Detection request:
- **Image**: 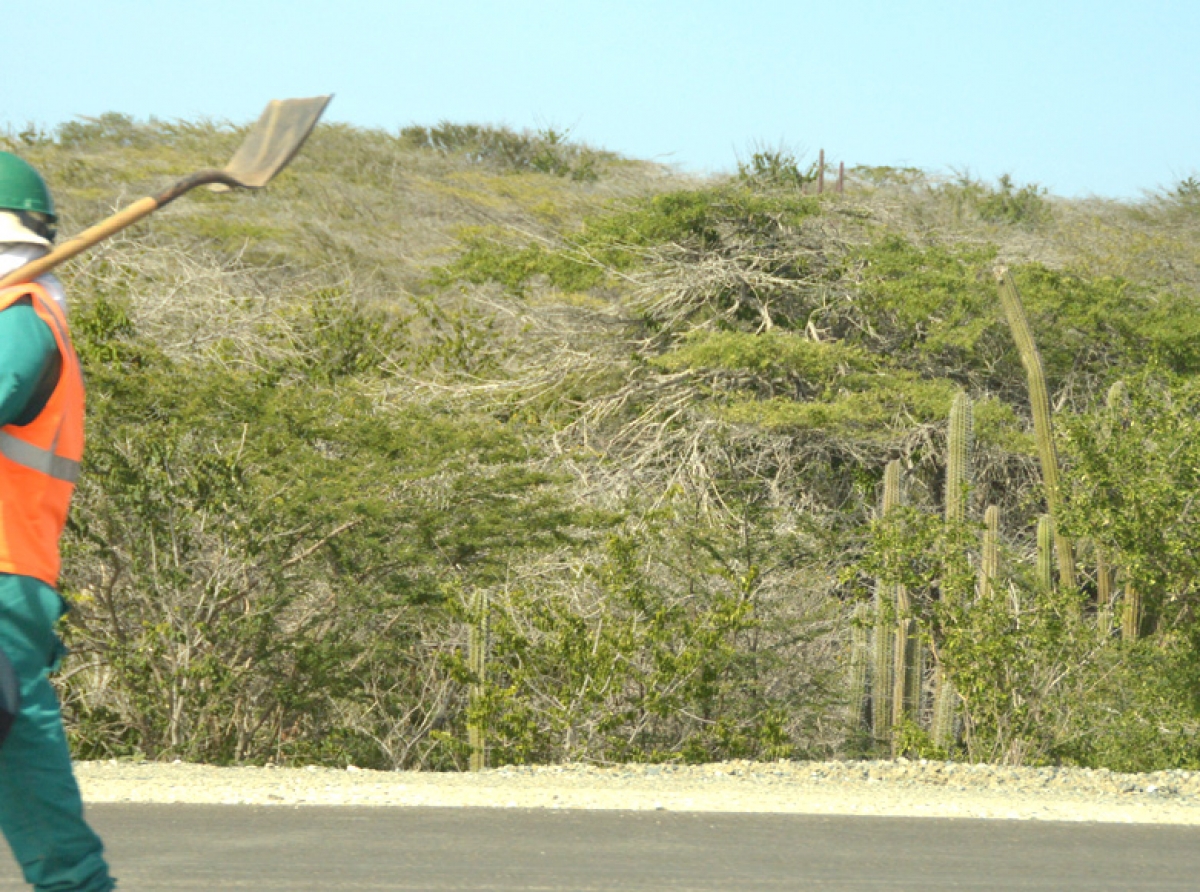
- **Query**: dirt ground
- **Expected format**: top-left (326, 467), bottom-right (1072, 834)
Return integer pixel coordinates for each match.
top-left (73, 758), bottom-right (1200, 824)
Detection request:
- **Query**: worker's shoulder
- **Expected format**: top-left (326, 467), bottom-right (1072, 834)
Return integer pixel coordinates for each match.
top-left (0, 298), bottom-right (56, 355)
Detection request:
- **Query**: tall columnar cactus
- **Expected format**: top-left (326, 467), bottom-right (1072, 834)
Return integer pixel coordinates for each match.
top-left (945, 392), bottom-right (973, 526)
top-left (930, 392), bottom-right (972, 751)
top-left (1105, 381), bottom-right (1140, 641)
top-left (882, 458), bottom-right (903, 515)
top-left (847, 602), bottom-right (871, 732)
top-left (980, 505), bottom-right (1001, 600)
top-left (1036, 514), bottom-right (1054, 592)
top-left (930, 665), bottom-right (957, 751)
top-left (871, 594), bottom-right (895, 745)
top-left (892, 612), bottom-right (923, 735)
top-left (994, 267), bottom-right (1076, 589)
top-left (1122, 582), bottom-right (1142, 643)
top-left (1096, 546), bottom-right (1114, 636)
top-left (1098, 382), bottom-right (1125, 632)
top-left (872, 460), bottom-right (902, 745)
top-left (467, 588), bottom-right (490, 771)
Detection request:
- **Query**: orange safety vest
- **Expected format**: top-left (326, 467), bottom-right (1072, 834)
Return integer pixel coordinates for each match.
top-left (0, 282), bottom-right (84, 586)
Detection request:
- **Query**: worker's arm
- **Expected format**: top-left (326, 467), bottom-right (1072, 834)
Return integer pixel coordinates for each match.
top-left (0, 300), bottom-right (59, 428)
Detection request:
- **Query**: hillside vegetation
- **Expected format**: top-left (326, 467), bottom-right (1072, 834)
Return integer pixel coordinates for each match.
top-left (6, 115), bottom-right (1200, 771)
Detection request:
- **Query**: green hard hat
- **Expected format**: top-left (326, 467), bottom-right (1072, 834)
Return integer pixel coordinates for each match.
top-left (0, 152), bottom-right (55, 221)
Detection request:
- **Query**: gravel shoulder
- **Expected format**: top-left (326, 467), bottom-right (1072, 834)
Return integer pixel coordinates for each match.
top-left (74, 759), bottom-right (1200, 825)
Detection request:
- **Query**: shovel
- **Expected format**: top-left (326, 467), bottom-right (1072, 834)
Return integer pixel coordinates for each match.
top-left (0, 94), bottom-right (333, 289)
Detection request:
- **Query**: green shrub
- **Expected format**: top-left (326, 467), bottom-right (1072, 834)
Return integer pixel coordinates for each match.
top-left (651, 331), bottom-right (873, 380)
top-left (837, 238), bottom-right (1200, 393)
top-left (719, 374), bottom-right (957, 435)
top-left (853, 389), bottom-right (1200, 770)
top-left (736, 148), bottom-right (815, 190)
top-left (439, 521), bottom-right (836, 766)
top-left (400, 122), bottom-right (603, 181)
top-left (430, 228), bottom-right (605, 295)
top-left (849, 165), bottom-right (927, 188)
top-left (932, 173), bottom-right (1050, 226)
top-left (1166, 176), bottom-right (1200, 207)
top-left (431, 186), bottom-right (823, 304)
top-left (60, 288), bottom-right (580, 766)
top-left (580, 186), bottom-right (820, 260)
top-left (1061, 375), bottom-right (1200, 628)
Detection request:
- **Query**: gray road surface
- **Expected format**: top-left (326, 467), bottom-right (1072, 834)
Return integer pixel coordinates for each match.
top-left (1, 805), bottom-right (1199, 890)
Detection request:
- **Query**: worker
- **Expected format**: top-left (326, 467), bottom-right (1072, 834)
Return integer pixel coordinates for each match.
top-left (0, 151), bottom-right (115, 891)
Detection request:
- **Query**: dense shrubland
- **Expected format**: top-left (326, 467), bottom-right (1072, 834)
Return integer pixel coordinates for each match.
top-left (5, 115), bottom-right (1200, 771)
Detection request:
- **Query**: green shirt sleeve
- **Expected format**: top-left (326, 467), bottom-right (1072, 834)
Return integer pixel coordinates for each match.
top-left (0, 302), bottom-right (59, 428)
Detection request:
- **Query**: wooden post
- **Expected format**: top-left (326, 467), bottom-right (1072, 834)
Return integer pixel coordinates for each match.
top-left (837, 162), bottom-right (845, 194)
top-left (817, 149), bottom-right (826, 194)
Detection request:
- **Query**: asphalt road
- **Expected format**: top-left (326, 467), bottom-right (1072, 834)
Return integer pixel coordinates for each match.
top-left (1, 805), bottom-right (1199, 891)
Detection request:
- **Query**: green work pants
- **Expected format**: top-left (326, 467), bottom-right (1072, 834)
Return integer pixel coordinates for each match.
top-left (0, 574), bottom-right (114, 891)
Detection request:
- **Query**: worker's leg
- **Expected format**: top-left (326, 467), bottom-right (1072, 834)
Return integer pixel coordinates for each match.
top-left (0, 575), bottom-right (114, 892)
top-left (0, 646), bottom-right (18, 746)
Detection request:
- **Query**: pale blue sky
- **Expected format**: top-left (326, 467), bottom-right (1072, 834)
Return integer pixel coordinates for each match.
top-left (4, 1), bottom-right (1196, 198)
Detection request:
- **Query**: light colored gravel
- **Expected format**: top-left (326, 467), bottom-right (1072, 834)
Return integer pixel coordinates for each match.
top-left (74, 759), bottom-right (1200, 824)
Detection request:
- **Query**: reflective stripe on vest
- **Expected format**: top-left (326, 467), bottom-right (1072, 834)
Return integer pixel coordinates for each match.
top-left (0, 430), bottom-right (80, 482)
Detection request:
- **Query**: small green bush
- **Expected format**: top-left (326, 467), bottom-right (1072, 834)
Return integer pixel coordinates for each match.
top-left (932, 173), bottom-right (1050, 226)
top-left (429, 228), bottom-right (605, 296)
top-left (1167, 176), bottom-right (1200, 206)
top-left (400, 122), bottom-right (603, 182)
top-left (719, 374), bottom-right (957, 435)
top-left (651, 331), bottom-right (873, 380)
top-left (580, 187), bottom-right (820, 260)
top-left (431, 186), bottom-right (822, 303)
top-left (850, 165), bottom-right (927, 188)
top-left (736, 148), bottom-right (815, 190)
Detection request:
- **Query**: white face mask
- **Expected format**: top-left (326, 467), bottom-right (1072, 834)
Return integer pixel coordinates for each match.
top-left (0, 244), bottom-right (68, 316)
top-left (0, 211), bottom-right (51, 247)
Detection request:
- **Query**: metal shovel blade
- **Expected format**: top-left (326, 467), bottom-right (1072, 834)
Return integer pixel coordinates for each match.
top-left (0, 95), bottom-right (333, 289)
top-left (212, 95), bottom-right (333, 190)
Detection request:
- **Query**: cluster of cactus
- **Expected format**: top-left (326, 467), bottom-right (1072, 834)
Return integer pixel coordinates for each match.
top-left (852, 269), bottom-right (1152, 754)
top-left (853, 392), bottom-right (973, 751)
top-left (852, 388), bottom-right (1037, 751)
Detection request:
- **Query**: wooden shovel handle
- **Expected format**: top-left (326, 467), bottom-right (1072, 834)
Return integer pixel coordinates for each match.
top-left (0, 197), bottom-right (158, 289)
top-left (0, 169), bottom-right (245, 290)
